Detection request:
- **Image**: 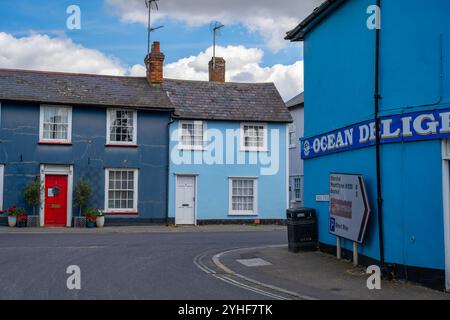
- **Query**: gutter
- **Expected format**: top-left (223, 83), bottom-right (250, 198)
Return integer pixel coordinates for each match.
top-left (285, 0), bottom-right (347, 41)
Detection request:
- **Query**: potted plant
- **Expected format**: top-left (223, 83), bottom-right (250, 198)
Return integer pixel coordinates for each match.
top-left (85, 209), bottom-right (98, 228)
top-left (16, 209), bottom-right (28, 228)
top-left (7, 206), bottom-right (18, 227)
top-left (96, 210), bottom-right (105, 228)
top-left (74, 178), bottom-right (92, 217)
top-left (24, 180), bottom-right (41, 217)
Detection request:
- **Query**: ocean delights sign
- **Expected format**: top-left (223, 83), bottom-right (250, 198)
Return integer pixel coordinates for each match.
top-left (301, 107), bottom-right (450, 159)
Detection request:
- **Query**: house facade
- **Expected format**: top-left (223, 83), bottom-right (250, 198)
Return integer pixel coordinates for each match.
top-left (0, 42), bottom-right (291, 227)
top-left (286, 92), bottom-right (304, 208)
top-left (0, 54), bottom-right (173, 226)
top-left (165, 62), bottom-right (292, 224)
top-left (286, 0), bottom-right (450, 290)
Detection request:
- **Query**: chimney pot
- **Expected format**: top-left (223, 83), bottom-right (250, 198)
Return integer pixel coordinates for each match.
top-left (152, 41), bottom-right (161, 53)
top-left (145, 41), bottom-right (165, 85)
top-left (209, 57), bottom-right (226, 83)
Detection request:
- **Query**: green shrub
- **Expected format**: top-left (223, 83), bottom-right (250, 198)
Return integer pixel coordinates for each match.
top-left (23, 180), bottom-right (41, 215)
top-left (74, 178), bottom-right (92, 216)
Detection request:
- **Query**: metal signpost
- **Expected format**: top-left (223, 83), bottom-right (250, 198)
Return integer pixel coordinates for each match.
top-left (329, 173), bottom-right (371, 266)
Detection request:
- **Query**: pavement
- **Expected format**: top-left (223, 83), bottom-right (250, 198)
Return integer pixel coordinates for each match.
top-left (211, 245), bottom-right (450, 300)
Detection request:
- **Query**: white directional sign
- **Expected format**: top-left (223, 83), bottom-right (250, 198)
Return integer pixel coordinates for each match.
top-left (329, 173), bottom-right (371, 243)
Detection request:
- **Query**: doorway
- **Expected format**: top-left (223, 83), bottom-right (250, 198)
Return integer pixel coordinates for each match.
top-left (175, 175), bottom-right (197, 225)
top-left (40, 165), bottom-right (73, 227)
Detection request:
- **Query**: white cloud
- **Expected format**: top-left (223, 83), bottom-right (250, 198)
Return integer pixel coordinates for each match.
top-left (105, 0), bottom-right (323, 51)
top-left (130, 45), bottom-right (304, 100)
top-left (0, 32), bottom-right (126, 75)
top-left (0, 33), bottom-right (303, 100)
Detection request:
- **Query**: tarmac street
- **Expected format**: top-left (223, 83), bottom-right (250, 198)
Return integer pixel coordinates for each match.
top-left (0, 226), bottom-right (286, 300)
top-left (0, 225), bottom-right (448, 300)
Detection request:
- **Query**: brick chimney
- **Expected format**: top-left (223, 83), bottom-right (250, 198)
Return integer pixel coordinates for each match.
top-left (144, 41), bottom-right (165, 85)
top-left (209, 57), bottom-right (226, 83)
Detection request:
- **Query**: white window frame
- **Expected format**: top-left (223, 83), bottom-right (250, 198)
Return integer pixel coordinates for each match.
top-left (293, 176), bottom-right (302, 201)
top-left (240, 123), bottom-right (268, 152)
top-left (106, 109), bottom-right (138, 145)
top-left (0, 165), bottom-right (4, 211)
top-left (178, 120), bottom-right (207, 151)
top-left (228, 177), bottom-right (258, 216)
top-left (104, 168), bottom-right (139, 213)
top-left (289, 123), bottom-right (297, 148)
top-left (39, 105), bottom-right (72, 143)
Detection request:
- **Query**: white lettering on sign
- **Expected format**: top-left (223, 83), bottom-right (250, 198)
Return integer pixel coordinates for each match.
top-left (312, 128), bottom-right (353, 154)
top-left (302, 108), bottom-right (450, 160)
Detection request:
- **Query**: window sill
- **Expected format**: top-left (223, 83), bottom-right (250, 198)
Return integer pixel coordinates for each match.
top-left (178, 146), bottom-right (206, 151)
top-left (240, 149), bottom-right (268, 153)
top-left (104, 211), bottom-right (139, 215)
top-left (38, 141), bottom-right (72, 146)
top-left (228, 213), bottom-right (258, 217)
top-left (105, 144), bottom-right (138, 148)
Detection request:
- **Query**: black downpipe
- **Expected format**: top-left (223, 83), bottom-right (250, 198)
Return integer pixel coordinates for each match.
top-left (374, 0), bottom-right (385, 269)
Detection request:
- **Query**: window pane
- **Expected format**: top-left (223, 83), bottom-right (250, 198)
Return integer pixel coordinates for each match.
top-left (41, 106), bottom-right (70, 141)
top-left (109, 110), bottom-right (136, 143)
top-left (181, 121), bottom-right (204, 148)
top-left (106, 170), bottom-right (137, 210)
top-left (243, 125), bottom-right (265, 149)
top-left (231, 179), bottom-right (255, 213)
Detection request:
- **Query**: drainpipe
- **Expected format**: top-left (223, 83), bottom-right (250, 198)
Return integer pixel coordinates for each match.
top-left (166, 115), bottom-right (176, 226)
top-left (374, 0), bottom-right (385, 269)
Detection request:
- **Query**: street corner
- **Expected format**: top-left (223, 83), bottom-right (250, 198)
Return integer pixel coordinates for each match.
top-left (209, 245), bottom-right (450, 301)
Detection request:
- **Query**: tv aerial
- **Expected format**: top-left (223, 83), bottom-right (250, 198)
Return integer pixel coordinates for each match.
top-left (210, 21), bottom-right (225, 69)
top-left (145, 0), bottom-right (164, 55)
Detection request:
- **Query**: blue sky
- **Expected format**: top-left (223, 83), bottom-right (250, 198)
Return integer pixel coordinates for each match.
top-left (0, 0), bottom-right (320, 99)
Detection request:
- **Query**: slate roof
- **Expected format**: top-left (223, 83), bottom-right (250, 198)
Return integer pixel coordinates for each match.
top-left (285, 92), bottom-right (304, 109)
top-left (163, 79), bottom-right (292, 123)
top-left (0, 69), bottom-right (173, 110)
top-left (0, 69), bottom-right (292, 123)
top-left (285, 0), bottom-right (347, 41)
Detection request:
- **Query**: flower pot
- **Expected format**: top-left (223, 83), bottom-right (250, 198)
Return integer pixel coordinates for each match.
top-left (17, 221), bottom-right (27, 228)
top-left (96, 216), bottom-right (105, 228)
top-left (86, 221), bottom-right (96, 228)
top-left (8, 216), bottom-right (17, 227)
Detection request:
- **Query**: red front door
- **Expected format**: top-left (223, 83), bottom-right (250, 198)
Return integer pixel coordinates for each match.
top-left (44, 175), bottom-right (68, 227)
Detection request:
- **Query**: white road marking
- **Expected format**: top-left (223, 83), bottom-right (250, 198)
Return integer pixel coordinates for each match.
top-left (237, 258), bottom-right (272, 267)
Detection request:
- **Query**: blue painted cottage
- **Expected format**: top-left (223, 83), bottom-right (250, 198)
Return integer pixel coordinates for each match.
top-left (165, 58), bottom-right (292, 224)
top-left (286, 0), bottom-right (450, 289)
top-left (0, 43), bottom-right (173, 226)
top-left (0, 42), bottom-right (291, 227)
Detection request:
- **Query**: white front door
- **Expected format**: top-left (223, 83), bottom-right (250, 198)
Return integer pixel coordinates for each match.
top-left (176, 175), bottom-right (196, 225)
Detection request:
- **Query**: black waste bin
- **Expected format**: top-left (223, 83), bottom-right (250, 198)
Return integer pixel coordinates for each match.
top-left (287, 208), bottom-right (317, 253)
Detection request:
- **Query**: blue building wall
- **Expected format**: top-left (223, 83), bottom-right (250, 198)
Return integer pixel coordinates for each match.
top-left (0, 102), bottom-right (170, 221)
top-left (168, 120), bottom-right (288, 221)
top-left (302, 0), bottom-right (450, 269)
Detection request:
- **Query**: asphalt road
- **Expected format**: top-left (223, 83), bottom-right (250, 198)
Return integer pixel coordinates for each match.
top-left (0, 230), bottom-right (286, 300)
